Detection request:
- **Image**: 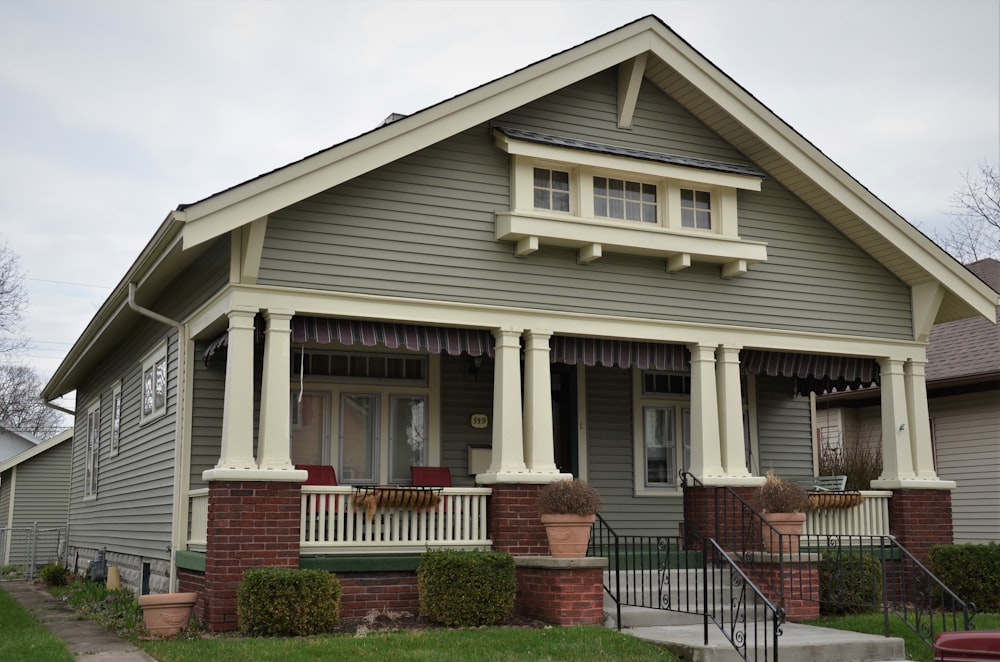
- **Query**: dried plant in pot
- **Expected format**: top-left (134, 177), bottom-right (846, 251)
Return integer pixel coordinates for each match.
top-left (755, 470), bottom-right (811, 554)
top-left (537, 479), bottom-right (601, 558)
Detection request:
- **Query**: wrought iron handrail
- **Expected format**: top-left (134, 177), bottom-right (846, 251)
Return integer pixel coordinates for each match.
top-left (704, 538), bottom-right (784, 662)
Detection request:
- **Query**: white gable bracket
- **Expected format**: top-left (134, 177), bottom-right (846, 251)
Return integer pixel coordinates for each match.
top-left (578, 243), bottom-right (602, 264)
top-left (721, 260), bottom-right (748, 279)
top-left (617, 53), bottom-right (648, 129)
top-left (911, 281), bottom-right (944, 342)
top-left (515, 236), bottom-right (539, 257)
top-left (667, 253), bottom-right (691, 273)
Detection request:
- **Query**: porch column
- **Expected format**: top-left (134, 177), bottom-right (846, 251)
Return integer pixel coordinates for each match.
top-left (876, 358), bottom-right (915, 481)
top-left (716, 345), bottom-right (750, 477)
top-left (257, 309), bottom-right (294, 471)
top-left (524, 329), bottom-right (559, 475)
top-left (688, 343), bottom-right (725, 480)
top-left (905, 359), bottom-right (937, 479)
top-left (485, 328), bottom-right (528, 476)
top-left (215, 308), bottom-right (258, 471)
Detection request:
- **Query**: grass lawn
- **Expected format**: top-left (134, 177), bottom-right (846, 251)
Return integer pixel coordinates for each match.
top-left (0, 587), bottom-right (74, 662)
top-left (140, 626), bottom-right (679, 662)
top-left (806, 612), bottom-right (1000, 662)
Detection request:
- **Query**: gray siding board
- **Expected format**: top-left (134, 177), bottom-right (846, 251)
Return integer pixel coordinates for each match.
top-left (10, 442), bottom-right (71, 529)
top-left (0, 474), bottom-right (11, 528)
top-left (258, 71), bottom-right (911, 340)
top-left (585, 366), bottom-right (682, 537)
top-left (189, 345), bottom-right (225, 490)
top-left (439, 354), bottom-right (494, 488)
top-left (754, 376), bottom-right (814, 483)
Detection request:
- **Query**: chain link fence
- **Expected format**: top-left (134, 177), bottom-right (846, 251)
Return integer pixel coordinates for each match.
top-left (0, 524), bottom-right (68, 581)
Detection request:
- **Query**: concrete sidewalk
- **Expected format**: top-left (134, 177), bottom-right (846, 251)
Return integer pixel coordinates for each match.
top-left (2, 580), bottom-right (158, 662)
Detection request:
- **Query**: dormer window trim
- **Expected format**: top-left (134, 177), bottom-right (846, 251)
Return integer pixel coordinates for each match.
top-left (494, 128), bottom-right (767, 277)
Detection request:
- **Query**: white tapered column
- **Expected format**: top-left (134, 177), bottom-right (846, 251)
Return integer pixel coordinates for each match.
top-left (257, 310), bottom-right (294, 471)
top-left (524, 330), bottom-right (560, 475)
top-left (717, 345), bottom-right (750, 478)
top-left (215, 308), bottom-right (258, 471)
top-left (877, 358), bottom-right (916, 481)
top-left (689, 343), bottom-right (725, 480)
top-left (484, 329), bottom-right (528, 478)
top-left (905, 359), bottom-right (938, 479)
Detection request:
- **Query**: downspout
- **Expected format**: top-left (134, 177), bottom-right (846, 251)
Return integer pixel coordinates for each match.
top-left (128, 282), bottom-right (188, 593)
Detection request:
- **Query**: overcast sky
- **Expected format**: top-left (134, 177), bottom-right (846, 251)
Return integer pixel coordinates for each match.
top-left (1, 0), bottom-right (998, 415)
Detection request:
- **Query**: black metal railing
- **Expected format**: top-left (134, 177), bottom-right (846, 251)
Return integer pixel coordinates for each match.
top-left (704, 538), bottom-right (783, 662)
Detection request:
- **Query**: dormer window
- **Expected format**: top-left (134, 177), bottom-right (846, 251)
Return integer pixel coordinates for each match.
top-left (494, 127), bottom-right (768, 278)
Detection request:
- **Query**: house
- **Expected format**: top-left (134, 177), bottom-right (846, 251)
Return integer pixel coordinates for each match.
top-left (0, 423), bottom-right (40, 465)
top-left (816, 258), bottom-right (1000, 544)
top-left (0, 429), bottom-right (72, 569)
top-left (39, 16), bottom-right (997, 631)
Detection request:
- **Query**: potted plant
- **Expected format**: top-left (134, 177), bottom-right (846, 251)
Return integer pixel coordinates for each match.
top-left (755, 470), bottom-right (811, 554)
top-left (537, 479), bottom-right (601, 558)
top-left (137, 591), bottom-right (198, 636)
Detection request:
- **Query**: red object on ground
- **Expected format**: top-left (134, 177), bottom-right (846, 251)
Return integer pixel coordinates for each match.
top-left (934, 631), bottom-right (1000, 661)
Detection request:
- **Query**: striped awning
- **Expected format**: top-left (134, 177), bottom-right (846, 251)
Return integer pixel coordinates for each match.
top-left (290, 317), bottom-right (495, 357)
top-left (741, 350), bottom-right (880, 395)
top-left (550, 337), bottom-right (689, 371)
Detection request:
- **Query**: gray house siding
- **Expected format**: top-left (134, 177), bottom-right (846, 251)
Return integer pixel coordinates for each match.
top-left (258, 70), bottom-right (911, 341)
top-left (9, 441), bottom-right (71, 529)
top-left (0, 475), bottom-right (10, 528)
top-left (70, 239), bottom-right (229, 560)
top-left (440, 354), bottom-right (493, 488)
top-left (754, 376), bottom-right (814, 482)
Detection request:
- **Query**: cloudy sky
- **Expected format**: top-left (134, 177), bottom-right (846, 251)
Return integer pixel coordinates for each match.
top-left (1, 0), bottom-right (998, 415)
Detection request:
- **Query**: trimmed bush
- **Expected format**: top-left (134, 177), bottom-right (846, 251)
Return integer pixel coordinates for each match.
top-left (930, 543), bottom-right (1000, 613)
top-left (237, 567), bottom-right (342, 636)
top-left (39, 562), bottom-right (68, 587)
top-left (819, 551), bottom-right (883, 615)
top-left (418, 549), bottom-right (516, 626)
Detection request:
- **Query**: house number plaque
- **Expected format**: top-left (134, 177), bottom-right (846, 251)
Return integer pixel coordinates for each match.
top-left (470, 413), bottom-right (489, 429)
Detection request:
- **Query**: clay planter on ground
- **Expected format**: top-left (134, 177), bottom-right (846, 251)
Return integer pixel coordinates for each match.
top-left (540, 513), bottom-right (596, 558)
top-left (761, 512), bottom-right (806, 554)
top-left (138, 592), bottom-right (198, 636)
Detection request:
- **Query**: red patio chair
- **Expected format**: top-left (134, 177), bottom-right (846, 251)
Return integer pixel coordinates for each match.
top-left (297, 465), bottom-right (338, 537)
top-left (410, 466), bottom-right (452, 487)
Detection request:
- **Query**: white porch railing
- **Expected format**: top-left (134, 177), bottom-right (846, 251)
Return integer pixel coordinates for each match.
top-left (187, 486), bottom-right (491, 555)
top-left (803, 490), bottom-right (892, 539)
top-left (188, 488), bottom-right (209, 552)
top-left (300, 486), bottom-right (492, 554)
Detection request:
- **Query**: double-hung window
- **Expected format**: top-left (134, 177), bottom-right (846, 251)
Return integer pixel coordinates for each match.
top-left (140, 340), bottom-right (168, 425)
top-left (635, 372), bottom-right (692, 491)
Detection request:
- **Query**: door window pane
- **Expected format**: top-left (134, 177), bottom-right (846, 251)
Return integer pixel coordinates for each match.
top-left (389, 396), bottom-right (428, 483)
top-left (291, 392), bottom-right (328, 466)
top-left (340, 394), bottom-right (378, 483)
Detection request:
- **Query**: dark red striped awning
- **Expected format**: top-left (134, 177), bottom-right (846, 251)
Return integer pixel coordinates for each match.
top-left (550, 337), bottom-right (689, 371)
top-left (740, 350), bottom-right (879, 395)
top-left (290, 318), bottom-right (495, 357)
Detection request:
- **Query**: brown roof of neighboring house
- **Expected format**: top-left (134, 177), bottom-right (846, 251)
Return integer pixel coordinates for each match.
top-left (926, 258), bottom-right (1000, 383)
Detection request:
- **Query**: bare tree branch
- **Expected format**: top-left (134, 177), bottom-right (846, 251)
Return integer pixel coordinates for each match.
top-left (0, 240), bottom-right (28, 355)
top-left (933, 162), bottom-right (1000, 262)
top-left (0, 361), bottom-right (63, 437)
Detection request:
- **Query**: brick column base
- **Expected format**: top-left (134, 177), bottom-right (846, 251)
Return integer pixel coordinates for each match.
top-left (514, 557), bottom-right (607, 626)
top-left (488, 484), bottom-right (548, 556)
top-left (887, 489), bottom-right (953, 565)
top-left (203, 480), bottom-right (302, 632)
top-left (743, 555), bottom-right (820, 622)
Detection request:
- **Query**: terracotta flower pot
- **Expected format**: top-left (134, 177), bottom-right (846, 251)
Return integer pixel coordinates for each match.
top-left (540, 513), bottom-right (596, 558)
top-left (761, 512), bottom-right (806, 554)
top-left (137, 592), bottom-right (197, 636)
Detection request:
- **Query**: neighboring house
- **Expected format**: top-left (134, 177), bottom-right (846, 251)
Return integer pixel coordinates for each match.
top-left (0, 424), bottom-right (39, 465)
top-left (0, 429), bottom-right (73, 567)
top-left (817, 258), bottom-right (1000, 543)
top-left (39, 16), bottom-right (996, 630)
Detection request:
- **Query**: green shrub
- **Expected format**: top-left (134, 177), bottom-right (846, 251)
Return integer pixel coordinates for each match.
top-left (237, 567), bottom-right (341, 636)
top-left (418, 549), bottom-right (516, 627)
top-left (39, 562), bottom-right (68, 587)
top-left (819, 551), bottom-right (883, 615)
top-left (930, 543), bottom-right (1000, 612)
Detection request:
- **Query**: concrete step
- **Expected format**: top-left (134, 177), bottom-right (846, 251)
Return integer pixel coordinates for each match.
top-left (621, 621), bottom-right (905, 662)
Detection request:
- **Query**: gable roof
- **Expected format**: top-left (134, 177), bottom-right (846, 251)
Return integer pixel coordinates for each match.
top-left (42, 15), bottom-right (998, 402)
top-left (926, 258), bottom-right (1000, 383)
top-left (0, 428), bottom-right (72, 474)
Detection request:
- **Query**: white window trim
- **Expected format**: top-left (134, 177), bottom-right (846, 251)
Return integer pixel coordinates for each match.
top-left (291, 352), bottom-right (440, 485)
top-left (110, 380), bottom-right (122, 457)
top-left (495, 136), bottom-right (766, 276)
top-left (140, 340), bottom-right (168, 426)
top-left (84, 399), bottom-right (101, 501)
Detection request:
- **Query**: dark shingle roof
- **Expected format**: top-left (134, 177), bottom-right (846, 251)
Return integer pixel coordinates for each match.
top-left (493, 126), bottom-right (766, 178)
top-left (926, 258), bottom-right (1000, 382)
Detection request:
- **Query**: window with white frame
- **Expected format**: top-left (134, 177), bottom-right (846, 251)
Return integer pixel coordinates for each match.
top-left (84, 400), bottom-right (101, 499)
top-left (110, 381), bottom-right (122, 456)
top-left (494, 128), bottom-right (767, 276)
top-left (140, 340), bottom-right (168, 425)
top-left (634, 369), bottom-right (755, 495)
top-left (291, 349), bottom-right (435, 485)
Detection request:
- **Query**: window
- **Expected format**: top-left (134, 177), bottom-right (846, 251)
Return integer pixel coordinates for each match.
top-left (594, 177), bottom-right (657, 222)
top-left (140, 340), bottom-right (168, 425)
top-left (494, 129), bottom-right (767, 275)
top-left (291, 350), bottom-right (438, 485)
top-left (680, 188), bottom-right (712, 229)
top-left (533, 168), bottom-right (570, 211)
top-left (110, 381), bottom-right (122, 456)
top-left (84, 400), bottom-right (101, 499)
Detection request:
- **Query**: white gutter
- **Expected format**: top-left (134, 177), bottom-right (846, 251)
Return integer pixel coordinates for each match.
top-left (128, 282), bottom-right (189, 593)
